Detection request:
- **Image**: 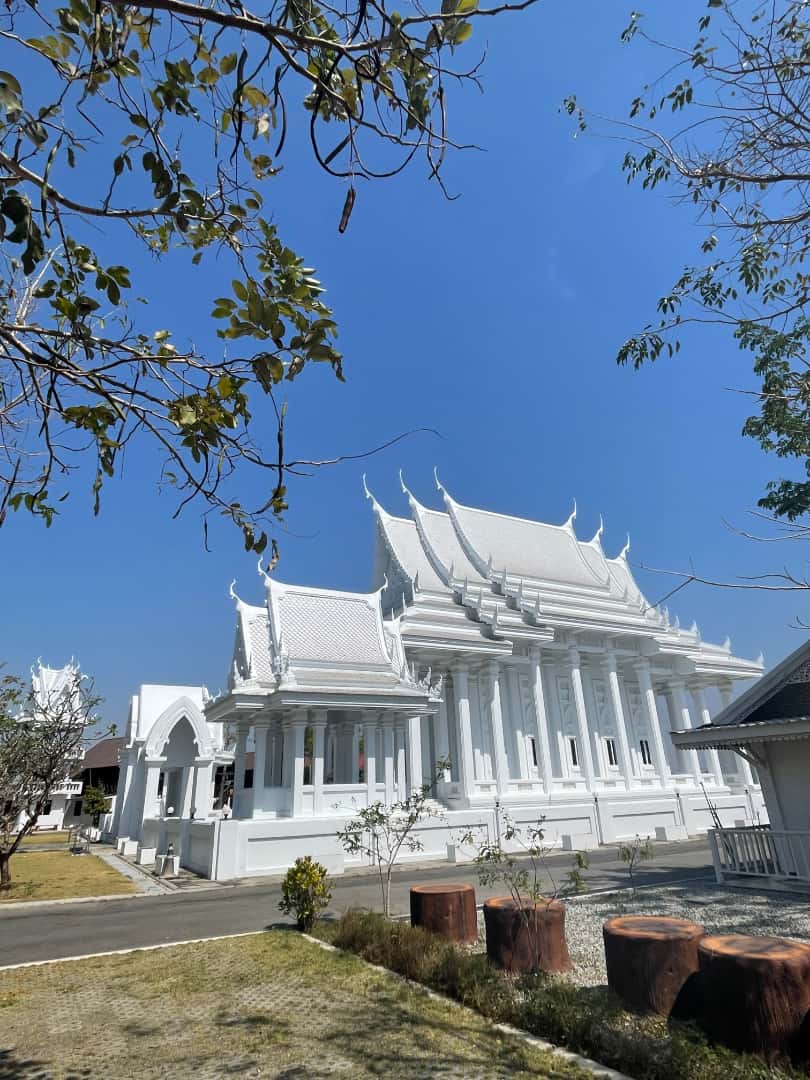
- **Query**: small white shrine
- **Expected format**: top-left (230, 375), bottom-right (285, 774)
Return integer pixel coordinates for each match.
top-left (113, 476), bottom-right (767, 880)
top-left (112, 684), bottom-right (235, 865)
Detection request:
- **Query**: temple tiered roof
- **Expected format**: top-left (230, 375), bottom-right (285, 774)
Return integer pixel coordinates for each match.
top-left (223, 571), bottom-right (439, 706)
top-left (368, 473), bottom-right (764, 678)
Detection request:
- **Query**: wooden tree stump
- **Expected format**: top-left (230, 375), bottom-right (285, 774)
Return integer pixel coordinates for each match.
top-left (693, 934), bottom-right (810, 1059)
top-left (483, 896), bottom-right (571, 973)
top-left (603, 915), bottom-right (706, 1016)
top-left (410, 883), bottom-right (477, 943)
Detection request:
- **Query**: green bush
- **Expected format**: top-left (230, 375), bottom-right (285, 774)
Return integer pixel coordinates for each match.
top-left (319, 909), bottom-right (804, 1080)
top-left (278, 856), bottom-right (332, 932)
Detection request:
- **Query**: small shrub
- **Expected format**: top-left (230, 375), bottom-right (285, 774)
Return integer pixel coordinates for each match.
top-left (278, 856), bottom-right (332, 932)
top-left (323, 909), bottom-right (803, 1080)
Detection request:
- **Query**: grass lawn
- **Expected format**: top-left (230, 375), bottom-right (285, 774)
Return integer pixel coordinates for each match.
top-left (0, 932), bottom-right (591, 1080)
top-left (0, 851), bottom-right (136, 903)
top-left (16, 831), bottom-right (71, 849)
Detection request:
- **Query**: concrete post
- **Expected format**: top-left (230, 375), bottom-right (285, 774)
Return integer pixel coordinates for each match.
top-left (382, 718), bottom-right (396, 805)
top-left (291, 717), bottom-right (307, 817)
top-left (690, 684), bottom-right (725, 788)
top-left (529, 650), bottom-right (555, 792)
top-left (634, 660), bottom-right (670, 788)
top-left (568, 647), bottom-right (595, 787)
top-left (603, 652), bottom-right (635, 787)
top-left (487, 661), bottom-right (510, 797)
top-left (311, 710), bottom-right (327, 815)
top-left (406, 715), bottom-right (423, 794)
top-left (364, 716), bottom-right (378, 805)
top-left (451, 661), bottom-right (477, 799)
top-left (668, 680), bottom-right (702, 785)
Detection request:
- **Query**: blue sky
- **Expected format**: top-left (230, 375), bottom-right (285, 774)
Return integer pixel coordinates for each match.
top-left (2, 1), bottom-right (806, 731)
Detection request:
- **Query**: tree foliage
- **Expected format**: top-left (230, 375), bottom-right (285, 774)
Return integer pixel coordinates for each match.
top-left (0, 0), bottom-right (532, 552)
top-left (81, 783), bottom-right (110, 826)
top-left (0, 664), bottom-right (99, 890)
top-left (335, 757), bottom-right (447, 916)
top-left (566, 1), bottom-right (810, 529)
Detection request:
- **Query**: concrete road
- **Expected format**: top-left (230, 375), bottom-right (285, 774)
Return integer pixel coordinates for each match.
top-left (0, 838), bottom-right (714, 967)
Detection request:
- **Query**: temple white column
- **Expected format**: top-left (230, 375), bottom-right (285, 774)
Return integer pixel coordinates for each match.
top-left (290, 716), bottom-right (307, 817)
top-left (142, 758), bottom-right (164, 823)
top-left (311, 711), bottom-right (327, 815)
top-left (568, 647), bottom-right (595, 787)
top-left (190, 758), bottom-right (213, 818)
top-left (486, 661), bottom-right (510, 796)
top-left (252, 720), bottom-right (270, 815)
top-left (351, 723), bottom-right (361, 784)
top-left (395, 720), bottom-right (407, 801)
top-left (602, 652), bottom-right (634, 786)
top-left (451, 661), bottom-right (477, 799)
top-left (529, 649), bottom-right (554, 792)
top-left (667, 680), bottom-right (702, 785)
top-left (719, 682), bottom-right (754, 786)
top-left (406, 715), bottom-right (423, 794)
top-left (233, 726), bottom-right (249, 817)
top-left (382, 718), bottom-right (396, 805)
top-left (434, 692), bottom-right (451, 781)
top-left (634, 660), bottom-right (670, 787)
top-left (690, 683), bottom-right (724, 787)
top-left (364, 716), bottom-right (378, 804)
top-left (506, 666), bottom-right (529, 779)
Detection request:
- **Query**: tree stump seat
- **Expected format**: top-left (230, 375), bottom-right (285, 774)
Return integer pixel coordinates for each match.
top-left (603, 915), bottom-right (706, 1016)
top-left (694, 934), bottom-right (810, 1059)
top-left (409, 883), bottom-right (477, 943)
top-left (483, 896), bottom-right (571, 973)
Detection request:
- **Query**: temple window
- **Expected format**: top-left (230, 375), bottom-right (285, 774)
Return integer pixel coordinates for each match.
top-left (243, 768), bottom-right (254, 789)
top-left (639, 739), bottom-right (653, 767)
top-left (568, 737), bottom-right (579, 768)
top-left (528, 736), bottom-right (538, 768)
top-left (605, 738), bottom-right (618, 768)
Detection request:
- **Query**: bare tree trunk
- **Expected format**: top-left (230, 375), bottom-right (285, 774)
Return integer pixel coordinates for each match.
top-left (0, 851), bottom-right (11, 892)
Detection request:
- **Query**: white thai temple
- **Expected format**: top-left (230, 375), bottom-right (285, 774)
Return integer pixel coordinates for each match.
top-left (16, 663), bottom-right (84, 831)
top-left (113, 475), bottom-right (767, 880)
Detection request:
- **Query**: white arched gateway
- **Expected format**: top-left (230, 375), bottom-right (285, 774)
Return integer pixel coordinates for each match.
top-left (112, 685), bottom-right (234, 867)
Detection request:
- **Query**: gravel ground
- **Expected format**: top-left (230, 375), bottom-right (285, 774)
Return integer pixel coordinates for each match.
top-left (475, 884), bottom-right (810, 988)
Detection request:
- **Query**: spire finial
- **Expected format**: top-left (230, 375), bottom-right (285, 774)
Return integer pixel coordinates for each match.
top-left (590, 514), bottom-right (604, 546)
top-left (564, 498), bottom-right (577, 531)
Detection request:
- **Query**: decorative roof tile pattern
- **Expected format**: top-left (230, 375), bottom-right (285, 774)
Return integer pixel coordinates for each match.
top-left (246, 609), bottom-right (274, 682)
top-left (276, 590), bottom-right (390, 665)
top-left (447, 499), bottom-right (605, 588)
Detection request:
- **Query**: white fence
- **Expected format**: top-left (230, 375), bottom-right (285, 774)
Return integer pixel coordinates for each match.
top-left (710, 826), bottom-right (810, 885)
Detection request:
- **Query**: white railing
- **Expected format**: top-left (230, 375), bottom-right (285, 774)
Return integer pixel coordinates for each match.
top-left (52, 780), bottom-right (83, 796)
top-left (710, 826), bottom-right (810, 884)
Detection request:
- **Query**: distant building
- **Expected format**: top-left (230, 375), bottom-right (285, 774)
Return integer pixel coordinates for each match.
top-left (16, 662), bottom-right (84, 831)
top-left (114, 479), bottom-right (769, 880)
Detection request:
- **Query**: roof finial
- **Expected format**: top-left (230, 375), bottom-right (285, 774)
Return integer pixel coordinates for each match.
top-left (228, 579), bottom-right (244, 606)
top-left (433, 465), bottom-right (443, 491)
top-left (756, 650), bottom-right (765, 667)
top-left (722, 635), bottom-right (731, 652)
top-left (590, 514), bottom-right (604, 546)
top-left (618, 533), bottom-right (631, 560)
top-left (564, 498), bottom-right (577, 531)
top-left (257, 556), bottom-right (271, 584)
top-left (399, 468), bottom-right (408, 495)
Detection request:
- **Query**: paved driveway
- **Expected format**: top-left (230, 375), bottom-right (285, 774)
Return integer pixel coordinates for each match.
top-left (0, 838), bottom-right (714, 967)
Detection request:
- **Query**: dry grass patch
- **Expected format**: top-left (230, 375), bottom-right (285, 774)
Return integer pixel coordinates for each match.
top-left (0, 932), bottom-right (591, 1080)
top-left (16, 831), bottom-right (71, 849)
top-left (0, 851), bottom-right (135, 902)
